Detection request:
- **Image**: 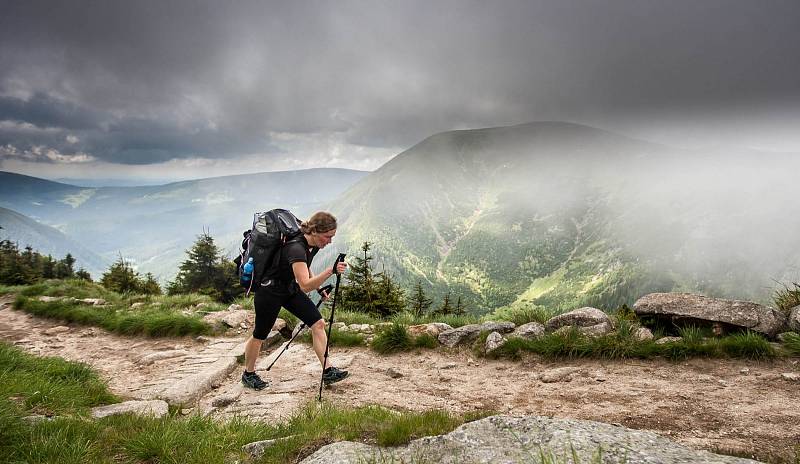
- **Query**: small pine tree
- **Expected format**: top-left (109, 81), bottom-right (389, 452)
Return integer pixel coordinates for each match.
top-left (435, 291), bottom-right (453, 317)
top-left (139, 272), bottom-right (162, 295)
top-left (168, 231), bottom-right (241, 302)
top-left (341, 242), bottom-right (378, 313)
top-left (408, 280), bottom-right (433, 317)
top-left (75, 268), bottom-right (92, 281)
top-left (101, 255), bottom-right (141, 293)
top-left (374, 265), bottom-right (405, 317)
top-left (454, 295), bottom-right (466, 316)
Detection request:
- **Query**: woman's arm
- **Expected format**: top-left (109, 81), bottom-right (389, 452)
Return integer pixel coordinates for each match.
top-left (292, 262), bottom-right (334, 293)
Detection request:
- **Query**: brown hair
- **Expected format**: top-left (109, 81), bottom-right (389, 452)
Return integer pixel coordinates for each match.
top-left (300, 211), bottom-right (337, 234)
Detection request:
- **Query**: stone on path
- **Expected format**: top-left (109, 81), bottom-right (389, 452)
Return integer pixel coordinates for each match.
top-left (43, 326), bottom-right (70, 335)
top-left (540, 366), bottom-right (582, 383)
top-left (300, 415), bottom-right (761, 464)
top-left (138, 349), bottom-right (189, 365)
top-left (91, 400), bottom-right (169, 419)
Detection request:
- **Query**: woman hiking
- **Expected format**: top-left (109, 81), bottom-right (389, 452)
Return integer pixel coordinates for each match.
top-left (241, 211), bottom-right (349, 390)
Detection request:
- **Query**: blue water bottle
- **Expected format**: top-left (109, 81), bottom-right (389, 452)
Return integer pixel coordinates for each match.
top-left (242, 257), bottom-right (254, 284)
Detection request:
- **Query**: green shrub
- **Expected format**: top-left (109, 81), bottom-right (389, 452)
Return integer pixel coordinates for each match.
top-left (371, 323), bottom-right (412, 354)
top-left (719, 331), bottom-right (775, 359)
top-left (412, 333), bottom-right (439, 349)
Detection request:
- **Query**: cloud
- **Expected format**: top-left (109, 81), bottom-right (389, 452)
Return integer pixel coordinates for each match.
top-left (0, 143), bottom-right (95, 163)
top-left (1, 0), bottom-right (799, 171)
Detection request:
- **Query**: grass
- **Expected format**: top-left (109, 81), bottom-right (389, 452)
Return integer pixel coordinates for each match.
top-left (782, 332), bottom-right (800, 356)
top-left (372, 324), bottom-right (441, 354)
top-left (14, 295), bottom-right (212, 337)
top-left (297, 328), bottom-right (365, 348)
top-left (1, 341), bottom-right (480, 464)
top-left (488, 324), bottom-right (779, 361)
top-left (774, 281), bottom-right (800, 313)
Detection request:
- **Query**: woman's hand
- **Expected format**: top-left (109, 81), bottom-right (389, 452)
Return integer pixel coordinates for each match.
top-left (332, 260), bottom-right (348, 276)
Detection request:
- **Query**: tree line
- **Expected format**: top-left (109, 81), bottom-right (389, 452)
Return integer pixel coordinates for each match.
top-left (1, 229), bottom-right (466, 317)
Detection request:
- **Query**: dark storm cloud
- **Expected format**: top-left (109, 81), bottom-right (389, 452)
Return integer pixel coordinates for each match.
top-left (1, 0), bottom-right (799, 165)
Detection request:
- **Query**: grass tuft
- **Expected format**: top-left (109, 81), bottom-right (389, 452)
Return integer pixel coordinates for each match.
top-left (371, 323), bottom-right (412, 354)
top-left (782, 332), bottom-right (800, 356)
top-left (718, 331), bottom-right (775, 359)
top-left (774, 282), bottom-right (800, 313)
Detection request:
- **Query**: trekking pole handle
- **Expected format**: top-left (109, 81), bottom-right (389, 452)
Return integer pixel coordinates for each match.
top-left (316, 284), bottom-right (334, 298)
top-left (331, 253), bottom-right (347, 275)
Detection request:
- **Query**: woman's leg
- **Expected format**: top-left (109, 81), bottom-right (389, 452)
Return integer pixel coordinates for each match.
top-left (247, 288), bottom-right (283, 371)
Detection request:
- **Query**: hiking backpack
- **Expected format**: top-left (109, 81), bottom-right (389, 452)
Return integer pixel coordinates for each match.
top-left (234, 209), bottom-right (303, 295)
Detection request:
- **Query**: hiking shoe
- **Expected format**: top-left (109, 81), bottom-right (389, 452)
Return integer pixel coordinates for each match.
top-left (322, 366), bottom-right (349, 385)
top-left (241, 371), bottom-right (269, 390)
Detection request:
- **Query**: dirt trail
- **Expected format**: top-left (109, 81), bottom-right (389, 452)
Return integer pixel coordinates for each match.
top-left (1, 297), bottom-right (798, 461)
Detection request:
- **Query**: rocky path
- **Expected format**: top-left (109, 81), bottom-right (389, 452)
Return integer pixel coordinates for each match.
top-left (1, 296), bottom-right (799, 461)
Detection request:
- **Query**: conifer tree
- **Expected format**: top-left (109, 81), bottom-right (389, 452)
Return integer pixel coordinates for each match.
top-left (75, 268), bottom-right (92, 281)
top-left (375, 264), bottom-right (405, 317)
top-left (454, 295), bottom-right (466, 316)
top-left (168, 231), bottom-right (240, 302)
top-left (341, 241), bottom-right (378, 313)
top-left (408, 280), bottom-right (433, 317)
top-left (140, 272), bottom-right (162, 295)
top-left (101, 255), bottom-right (142, 293)
top-left (435, 291), bottom-right (453, 316)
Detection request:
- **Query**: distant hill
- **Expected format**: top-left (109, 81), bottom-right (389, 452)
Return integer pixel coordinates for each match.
top-left (0, 206), bottom-right (108, 277)
top-left (326, 122), bottom-right (800, 314)
top-left (0, 168), bottom-right (369, 280)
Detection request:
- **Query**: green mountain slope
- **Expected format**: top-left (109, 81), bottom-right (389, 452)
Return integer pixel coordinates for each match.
top-left (0, 206), bottom-right (108, 276)
top-left (328, 122), bottom-right (800, 315)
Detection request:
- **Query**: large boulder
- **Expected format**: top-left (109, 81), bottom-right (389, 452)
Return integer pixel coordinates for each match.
top-left (789, 305), bottom-right (800, 332)
top-left (633, 293), bottom-right (787, 338)
top-left (544, 307), bottom-right (613, 335)
top-left (484, 332), bottom-right (506, 354)
top-left (300, 415), bottom-right (760, 464)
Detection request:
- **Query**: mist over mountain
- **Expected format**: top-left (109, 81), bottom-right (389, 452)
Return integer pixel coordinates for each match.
top-left (0, 169), bottom-right (368, 280)
top-left (327, 122), bottom-right (800, 314)
top-left (0, 206), bottom-right (107, 276)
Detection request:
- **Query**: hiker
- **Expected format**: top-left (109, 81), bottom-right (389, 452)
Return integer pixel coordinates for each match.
top-left (241, 211), bottom-right (349, 390)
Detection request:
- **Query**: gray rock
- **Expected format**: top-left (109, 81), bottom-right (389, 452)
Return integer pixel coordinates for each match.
top-left (633, 293), bottom-right (787, 338)
top-left (484, 331), bottom-right (506, 354)
top-left (408, 322), bottom-right (453, 338)
top-left (655, 336), bottom-right (683, 345)
top-left (479, 321), bottom-right (516, 333)
top-left (211, 393), bottom-right (240, 407)
top-left (789, 306), bottom-right (800, 332)
top-left (545, 307), bottom-right (611, 332)
top-left (22, 414), bottom-right (53, 424)
top-left (79, 298), bottom-right (107, 306)
top-left (227, 303), bottom-right (243, 312)
top-left (511, 322), bottom-right (545, 340)
top-left (130, 302), bottom-right (146, 309)
top-left (43, 326), bottom-right (70, 335)
top-left (781, 373), bottom-right (799, 382)
top-left (438, 324), bottom-right (483, 347)
top-left (634, 327), bottom-right (654, 341)
top-left (138, 349), bottom-right (189, 365)
top-left (91, 400), bottom-right (169, 419)
top-left (386, 368), bottom-right (403, 379)
top-left (259, 330), bottom-right (284, 351)
top-left (244, 436), bottom-right (296, 460)
top-left (300, 415), bottom-right (760, 464)
top-left (540, 366), bottom-right (582, 383)
top-left (222, 310), bottom-right (251, 328)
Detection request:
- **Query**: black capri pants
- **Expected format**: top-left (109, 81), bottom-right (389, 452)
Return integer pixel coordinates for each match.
top-left (252, 283), bottom-right (323, 340)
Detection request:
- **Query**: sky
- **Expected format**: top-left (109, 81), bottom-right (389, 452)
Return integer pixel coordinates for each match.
top-left (1, 0), bottom-right (799, 183)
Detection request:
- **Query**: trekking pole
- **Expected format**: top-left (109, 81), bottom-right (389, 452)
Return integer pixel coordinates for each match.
top-left (265, 284), bottom-right (332, 372)
top-left (318, 253), bottom-right (346, 401)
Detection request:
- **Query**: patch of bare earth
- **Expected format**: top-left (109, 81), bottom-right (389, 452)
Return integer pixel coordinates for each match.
top-left (1, 296), bottom-right (798, 462)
